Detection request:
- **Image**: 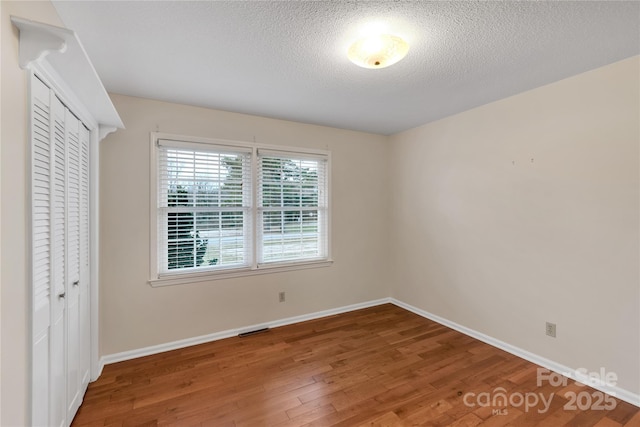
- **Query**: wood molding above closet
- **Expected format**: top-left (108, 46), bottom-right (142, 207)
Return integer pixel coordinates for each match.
top-left (11, 16), bottom-right (124, 133)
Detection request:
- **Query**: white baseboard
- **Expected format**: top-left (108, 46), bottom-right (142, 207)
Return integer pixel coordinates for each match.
top-left (97, 296), bottom-right (639, 408)
top-left (98, 297), bottom-right (392, 374)
top-left (389, 298), bottom-right (640, 408)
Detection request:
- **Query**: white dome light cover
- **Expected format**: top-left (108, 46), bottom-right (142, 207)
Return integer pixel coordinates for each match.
top-left (348, 34), bottom-right (409, 69)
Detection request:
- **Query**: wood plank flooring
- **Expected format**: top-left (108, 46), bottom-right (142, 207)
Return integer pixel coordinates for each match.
top-left (71, 304), bottom-right (640, 426)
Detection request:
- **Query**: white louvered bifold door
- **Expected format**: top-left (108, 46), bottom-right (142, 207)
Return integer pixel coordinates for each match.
top-left (50, 90), bottom-right (68, 427)
top-left (79, 124), bottom-right (92, 390)
top-left (30, 73), bottom-right (93, 427)
top-left (31, 75), bottom-right (52, 427)
top-left (65, 109), bottom-right (83, 420)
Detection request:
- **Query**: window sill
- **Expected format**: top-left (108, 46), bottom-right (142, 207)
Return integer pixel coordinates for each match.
top-left (149, 259), bottom-right (334, 287)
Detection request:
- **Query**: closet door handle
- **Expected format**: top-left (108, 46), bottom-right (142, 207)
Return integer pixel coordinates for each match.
top-left (58, 292), bottom-right (66, 299)
top-left (73, 280), bottom-right (79, 287)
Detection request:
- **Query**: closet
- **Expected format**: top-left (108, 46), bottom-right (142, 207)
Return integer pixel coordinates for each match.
top-left (31, 74), bottom-right (91, 426)
top-left (12, 16), bottom-right (123, 427)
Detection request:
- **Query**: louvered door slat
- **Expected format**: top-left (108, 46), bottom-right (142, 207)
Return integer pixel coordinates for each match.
top-left (50, 94), bottom-right (67, 427)
top-left (31, 74), bottom-right (52, 427)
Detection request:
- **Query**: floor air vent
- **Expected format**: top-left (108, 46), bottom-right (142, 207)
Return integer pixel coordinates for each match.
top-left (238, 327), bottom-right (270, 337)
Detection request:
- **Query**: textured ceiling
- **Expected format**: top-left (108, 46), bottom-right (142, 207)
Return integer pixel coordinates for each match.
top-left (51, 1), bottom-right (639, 135)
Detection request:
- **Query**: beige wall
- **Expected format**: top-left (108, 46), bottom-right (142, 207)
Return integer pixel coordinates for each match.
top-left (100, 94), bottom-right (391, 356)
top-left (389, 56), bottom-right (640, 394)
top-left (0, 2), bottom-right (64, 425)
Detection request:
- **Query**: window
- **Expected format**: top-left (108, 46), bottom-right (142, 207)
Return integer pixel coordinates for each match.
top-left (258, 151), bottom-right (328, 264)
top-left (157, 141), bottom-right (252, 272)
top-left (150, 134), bottom-right (330, 285)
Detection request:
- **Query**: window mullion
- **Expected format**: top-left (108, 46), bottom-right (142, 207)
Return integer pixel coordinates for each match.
top-left (192, 150), bottom-right (196, 268)
top-left (251, 147), bottom-right (258, 269)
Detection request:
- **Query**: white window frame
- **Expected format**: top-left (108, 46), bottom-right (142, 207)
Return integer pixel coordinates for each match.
top-left (149, 132), bottom-right (332, 287)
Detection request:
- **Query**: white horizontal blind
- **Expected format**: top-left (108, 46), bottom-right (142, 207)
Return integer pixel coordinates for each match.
top-left (157, 142), bottom-right (252, 274)
top-left (257, 151), bottom-right (328, 265)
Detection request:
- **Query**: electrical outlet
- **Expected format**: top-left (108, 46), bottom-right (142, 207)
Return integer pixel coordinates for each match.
top-left (546, 322), bottom-right (556, 338)
top-left (279, 291), bottom-right (285, 303)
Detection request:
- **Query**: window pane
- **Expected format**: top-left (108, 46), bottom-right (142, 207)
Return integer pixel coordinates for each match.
top-left (159, 145), bottom-right (250, 273)
top-left (259, 157), bottom-right (320, 208)
top-left (260, 210), bottom-right (321, 262)
top-left (161, 150), bottom-right (247, 209)
top-left (167, 211), bottom-right (208, 269)
top-left (194, 210), bottom-right (247, 267)
top-left (258, 153), bottom-right (326, 264)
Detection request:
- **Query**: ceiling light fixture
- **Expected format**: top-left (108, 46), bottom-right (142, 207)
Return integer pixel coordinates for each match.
top-left (347, 34), bottom-right (409, 69)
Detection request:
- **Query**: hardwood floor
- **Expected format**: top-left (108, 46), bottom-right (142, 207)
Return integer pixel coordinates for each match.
top-left (71, 304), bottom-right (640, 426)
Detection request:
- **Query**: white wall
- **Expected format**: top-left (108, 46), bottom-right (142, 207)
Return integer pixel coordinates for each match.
top-left (389, 56), bottom-right (640, 395)
top-left (99, 94), bottom-right (391, 356)
top-left (1, 2), bottom-right (64, 425)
